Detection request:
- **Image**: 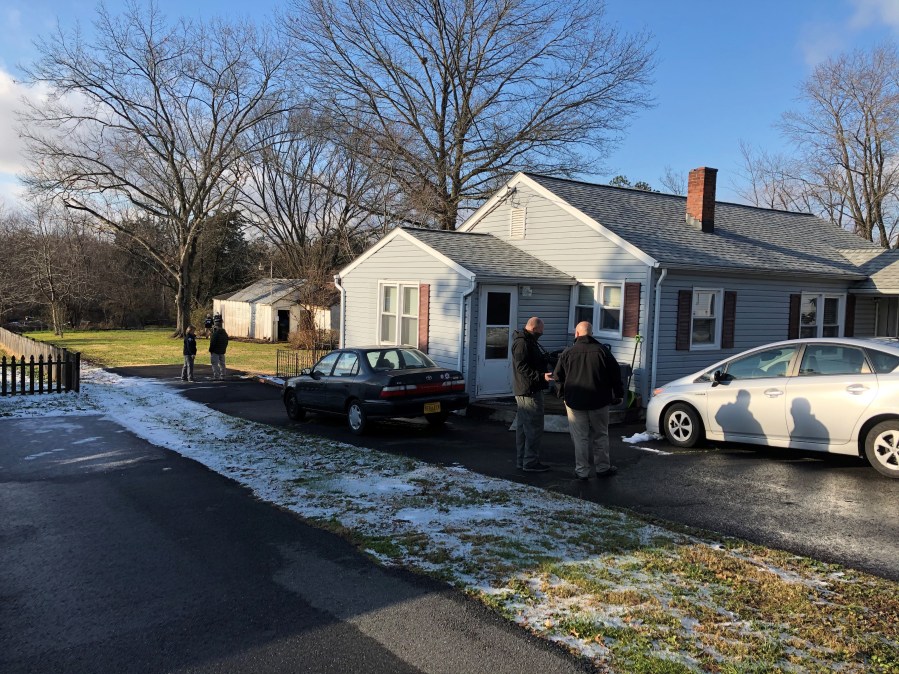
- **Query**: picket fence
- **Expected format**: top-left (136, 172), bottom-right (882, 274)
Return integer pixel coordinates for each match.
top-left (0, 327), bottom-right (81, 395)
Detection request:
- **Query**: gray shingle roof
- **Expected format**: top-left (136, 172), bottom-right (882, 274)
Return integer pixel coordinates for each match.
top-left (227, 279), bottom-right (301, 304)
top-left (841, 249), bottom-right (899, 291)
top-left (401, 228), bottom-right (574, 283)
top-left (525, 174), bottom-right (878, 278)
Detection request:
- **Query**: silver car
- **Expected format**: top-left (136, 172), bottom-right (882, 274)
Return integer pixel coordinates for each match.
top-left (646, 338), bottom-right (899, 479)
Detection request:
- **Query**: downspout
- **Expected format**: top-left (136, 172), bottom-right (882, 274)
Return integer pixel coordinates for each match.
top-left (650, 268), bottom-right (668, 395)
top-left (458, 278), bottom-right (477, 377)
top-left (333, 274), bottom-right (347, 348)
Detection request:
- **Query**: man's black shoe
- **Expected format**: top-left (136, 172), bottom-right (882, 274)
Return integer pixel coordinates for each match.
top-left (523, 463), bottom-right (551, 472)
top-left (574, 474), bottom-right (589, 481)
top-left (596, 466), bottom-right (618, 477)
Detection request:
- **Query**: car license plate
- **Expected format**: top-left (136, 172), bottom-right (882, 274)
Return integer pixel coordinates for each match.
top-left (424, 402), bottom-right (441, 414)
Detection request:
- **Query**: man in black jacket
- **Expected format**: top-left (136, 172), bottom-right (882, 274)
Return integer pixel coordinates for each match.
top-left (511, 316), bottom-right (553, 472)
top-left (209, 317), bottom-right (229, 381)
top-left (181, 325), bottom-right (197, 382)
top-left (553, 321), bottom-right (624, 480)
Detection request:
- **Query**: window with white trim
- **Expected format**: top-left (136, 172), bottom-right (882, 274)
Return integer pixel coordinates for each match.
top-left (692, 289), bottom-right (722, 349)
top-left (570, 281), bottom-right (624, 337)
top-left (379, 283), bottom-right (419, 346)
top-left (597, 283), bottom-right (622, 334)
top-left (800, 293), bottom-right (843, 338)
top-left (573, 284), bottom-right (595, 325)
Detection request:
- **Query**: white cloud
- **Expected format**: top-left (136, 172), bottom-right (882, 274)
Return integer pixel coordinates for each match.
top-left (0, 66), bottom-right (53, 207)
top-left (0, 67), bottom-right (31, 175)
top-left (849, 0), bottom-right (899, 29)
top-left (799, 0), bottom-right (899, 66)
top-left (798, 22), bottom-right (850, 66)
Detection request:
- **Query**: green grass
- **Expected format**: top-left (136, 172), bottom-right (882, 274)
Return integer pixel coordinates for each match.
top-left (24, 328), bottom-right (286, 375)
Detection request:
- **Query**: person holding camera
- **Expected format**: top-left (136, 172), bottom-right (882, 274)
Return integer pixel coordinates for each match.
top-left (552, 321), bottom-right (623, 480)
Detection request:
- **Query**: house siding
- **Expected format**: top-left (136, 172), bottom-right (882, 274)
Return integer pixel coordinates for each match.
top-left (467, 183), bottom-right (651, 397)
top-left (654, 271), bottom-right (853, 387)
top-left (340, 235), bottom-right (471, 372)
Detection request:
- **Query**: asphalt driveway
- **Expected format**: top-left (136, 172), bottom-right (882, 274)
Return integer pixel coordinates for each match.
top-left (0, 413), bottom-right (591, 674)
top-left (114, 365), bottom-right (899, 581)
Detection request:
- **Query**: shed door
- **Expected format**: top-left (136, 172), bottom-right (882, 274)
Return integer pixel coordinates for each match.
top-left (477, 286), bottom-right (518, 397)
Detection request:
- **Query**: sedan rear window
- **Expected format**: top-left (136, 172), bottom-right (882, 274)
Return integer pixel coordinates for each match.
top-left (367, 348), bottom-right (437, 371)
top-left (864, 348), bottom-right (899, 374)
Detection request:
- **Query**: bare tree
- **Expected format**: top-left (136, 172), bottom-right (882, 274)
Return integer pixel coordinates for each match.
top-left (18, 201), bottom-right (101, 336)
top-left (242, 106), bottom-right (392, 278)
top-left (733, 141), bottom-right (815, 212)
top-left (659, 165), bottom-right (686, 196)
top-left (0, 207), bottom-right (28, 322)
top-left (19, 2), bottom-right (287, 334)
top-left (286, 0), bottom-right (655, 230)
top-left (779, 44), bottom-right (899, 246)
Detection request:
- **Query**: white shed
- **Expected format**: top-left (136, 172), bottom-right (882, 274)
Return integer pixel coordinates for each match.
top-left (213, 278), bottom-right (339, 342)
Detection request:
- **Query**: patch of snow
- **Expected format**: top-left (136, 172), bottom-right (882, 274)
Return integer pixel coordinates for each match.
top-left (621, 431), bottom-right (662, 444)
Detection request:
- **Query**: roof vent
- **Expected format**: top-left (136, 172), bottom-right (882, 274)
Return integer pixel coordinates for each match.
top-left (510, 207), bottom-right (526, 239)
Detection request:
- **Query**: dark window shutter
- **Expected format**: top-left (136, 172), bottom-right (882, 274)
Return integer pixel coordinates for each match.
top-left (418, 284), bottom-right (430, 353)
top-left (722, 291), bottom-right (737, 349)
top-left (676, 290), bottom-right (692, 351)
top-left (788, 294), bottom-right (801, 340)
top-left (844, 294), bottom-right (856, 337)
top-left (623, 282), bottom-right (641, 337)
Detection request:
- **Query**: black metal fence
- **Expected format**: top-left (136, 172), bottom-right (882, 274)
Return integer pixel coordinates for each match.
top-left (276, 342), bottom-right (337, 379)
top-left (1, 352), bottom-right (81, 395)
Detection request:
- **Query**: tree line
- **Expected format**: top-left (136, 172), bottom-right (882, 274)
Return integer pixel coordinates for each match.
top-left (6, 1), bottom-right (899, 337)
top-left (7, 0), bottom-right (654, 336)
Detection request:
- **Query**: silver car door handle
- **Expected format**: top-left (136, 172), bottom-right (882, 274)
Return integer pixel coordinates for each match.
top-left (846, 384), bottom-right (869, 395)
top-left (764, 388), bottom-right (784, 397)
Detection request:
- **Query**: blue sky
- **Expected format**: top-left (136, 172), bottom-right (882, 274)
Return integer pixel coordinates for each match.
top-left (1, 0), bottom-right (898, 206)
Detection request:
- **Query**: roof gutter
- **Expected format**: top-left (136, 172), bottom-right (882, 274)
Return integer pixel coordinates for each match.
top-left (333, 274), bottom-right (347, 348)
top-left (458, 278), bottom-right (478, 375)
top-left (650, 267), bottom-right (668, 395)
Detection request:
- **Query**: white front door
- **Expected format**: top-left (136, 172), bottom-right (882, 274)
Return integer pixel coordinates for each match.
top-left (477, 285), bottom-right (518, 397)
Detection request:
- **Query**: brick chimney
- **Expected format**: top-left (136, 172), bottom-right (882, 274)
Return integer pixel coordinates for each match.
top-left (686, 167), bottom-right (718, 233)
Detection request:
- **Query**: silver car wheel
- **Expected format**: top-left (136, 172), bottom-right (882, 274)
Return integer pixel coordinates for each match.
top-left (866, 422), bottom-right (899, 478)
top-left (668, 410), bottom-right (693, 442)
top-left (347, 401), bottom-right (368, 435)
top-left (662, 402), bottom-right (703, 448)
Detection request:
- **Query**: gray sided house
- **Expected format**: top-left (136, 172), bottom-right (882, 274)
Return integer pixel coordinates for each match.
top-left (214, 278), bottom-right (339, 342)
top-left (336, 168), bottom-right (894, 402)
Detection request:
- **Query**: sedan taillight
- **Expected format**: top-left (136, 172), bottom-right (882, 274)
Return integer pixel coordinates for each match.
top-left (379, 378), bottom-right (466, 398)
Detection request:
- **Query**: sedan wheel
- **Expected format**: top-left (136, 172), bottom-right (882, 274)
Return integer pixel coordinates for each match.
top-left (285, 390), bottom-right (306, 421)
top-left (663, 403), bottom-right (704, 448)
top-left (865, 421), bottom-right (899, 479)
top-left (347, 400), bottom-right (368, 435)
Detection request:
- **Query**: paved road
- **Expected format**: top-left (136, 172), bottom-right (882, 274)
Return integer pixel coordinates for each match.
top-left (0, 414), bottom-right (591, 674)
top-left (114, 365), bottom-right (899, 582)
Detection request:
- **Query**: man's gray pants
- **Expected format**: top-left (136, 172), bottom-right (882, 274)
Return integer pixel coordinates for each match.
top-left (210, 353), bottom-right (226, 380)
top-left (181, 355), bottom-right (194, 381)
top-left (515, 391), bottom-right (544, 469)
top-left (566, 405), bottom-right (611, 478)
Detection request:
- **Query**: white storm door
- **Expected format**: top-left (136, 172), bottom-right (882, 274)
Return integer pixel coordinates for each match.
top-left (477, 286), bottom-right (518, 397)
